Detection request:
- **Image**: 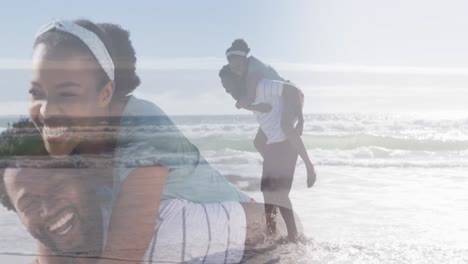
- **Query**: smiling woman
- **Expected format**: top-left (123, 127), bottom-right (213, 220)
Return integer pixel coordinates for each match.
top-left (24, 19), bottom-right (262, 264)
top-left (29, 20), bottom-right (119, 157)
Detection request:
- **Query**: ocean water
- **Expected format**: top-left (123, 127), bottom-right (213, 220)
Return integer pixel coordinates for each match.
top-left (1, 113), bottom-right (468, 263)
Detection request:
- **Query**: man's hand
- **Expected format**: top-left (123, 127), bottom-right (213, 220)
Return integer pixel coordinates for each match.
top-left (255, 103), bottom-right (272, 113)
top-left (235, 99), bottom-right (249, 109)
top-left (244, 103), bottom-right (272, 113)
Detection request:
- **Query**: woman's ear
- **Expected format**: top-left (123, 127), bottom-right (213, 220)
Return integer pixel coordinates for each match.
top-left (98, 80), bottom-right (115, 108)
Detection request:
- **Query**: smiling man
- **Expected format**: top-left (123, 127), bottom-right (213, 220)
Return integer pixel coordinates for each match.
top-left (0, 122), bottom-right (303, 264)
top-left (1, 164), bottom-right (303, 264)
top-left (0, 120), bottom-right (112, 263)
top-left (2, 167), bottom-right (106, 263)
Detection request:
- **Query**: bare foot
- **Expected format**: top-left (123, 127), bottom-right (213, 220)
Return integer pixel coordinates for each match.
top-left (276, 235), bottom-right (305, 244)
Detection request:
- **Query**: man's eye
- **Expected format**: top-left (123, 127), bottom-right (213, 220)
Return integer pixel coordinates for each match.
top-left (22, 202), bottom-right (38, 214)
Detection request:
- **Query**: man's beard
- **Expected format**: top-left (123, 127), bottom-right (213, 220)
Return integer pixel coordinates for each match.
top-left (35, 212), bottom-right (102, 258)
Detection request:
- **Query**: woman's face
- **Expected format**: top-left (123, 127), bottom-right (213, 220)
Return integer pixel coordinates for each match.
top-left (227, 55), bottom-right (247, 76)
top-left (29, 43), bottom-right (113, 156)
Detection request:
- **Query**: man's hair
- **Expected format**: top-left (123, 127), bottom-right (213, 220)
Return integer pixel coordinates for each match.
top-left (0, 119), bottom-right (46, 211)
top-left (0, 119), bottom-right (111, 212)
top-left (34, 19), bottom-right (141, 101)
top-left (219, 65), bottom-right (243, 100)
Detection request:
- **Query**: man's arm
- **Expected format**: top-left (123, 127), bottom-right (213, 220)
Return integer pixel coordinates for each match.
top-left (243, 103), bottom-right (272, 113)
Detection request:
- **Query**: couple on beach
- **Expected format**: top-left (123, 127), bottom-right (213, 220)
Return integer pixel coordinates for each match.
top-left (219, 39), bottom-right (318, 244)
top-left (0, 19), bottom-right (315, 263)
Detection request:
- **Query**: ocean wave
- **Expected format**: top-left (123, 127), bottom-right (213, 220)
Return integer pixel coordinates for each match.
top-left (173, 113), bottom-right (468, 141)
top-left (301, 134), bottom-right (468, 151)
top-left (190, 133), bottom-right (468, 152)
top-left (202, 147), bottom-right (468, 168)
top-left (4, 113), bottom-right (468, 153)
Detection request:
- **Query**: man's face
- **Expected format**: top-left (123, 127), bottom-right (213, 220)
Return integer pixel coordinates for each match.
top-left (4, 168), bottom-right (102, 255)
top-left (227, 55), bottom-right (247, 76)
top-left (221, 76), bottom-right (238, 94)
top-left (221, 74), bottom-right (242, 101)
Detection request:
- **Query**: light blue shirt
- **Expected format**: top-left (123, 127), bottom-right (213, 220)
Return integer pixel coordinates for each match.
top-left (247, 56), bottom-right (286, 82)
top-left (112, 96), bottom-right (250, 203)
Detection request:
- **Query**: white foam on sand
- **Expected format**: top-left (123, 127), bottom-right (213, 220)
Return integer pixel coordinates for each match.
top-left (212, 159), bottom-right (468, 263)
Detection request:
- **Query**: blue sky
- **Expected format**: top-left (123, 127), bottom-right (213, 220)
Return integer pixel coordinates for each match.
top-left (1, 0), bottom-right (467, 65)
top-left (3, 1), bottom-right (319, 61)
top-left (1, 0), bottom-right (468, 115)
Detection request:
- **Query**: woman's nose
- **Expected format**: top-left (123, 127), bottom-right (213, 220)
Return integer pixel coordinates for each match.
top-left (39, 100), bottom-right (61, 120)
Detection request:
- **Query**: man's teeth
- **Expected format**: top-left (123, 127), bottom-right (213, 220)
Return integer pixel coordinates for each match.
top-left (57, 225), bottom-right (73, 236)
top-left (43, 127), bottom-right (67, 137)
top-left (49, 212), bottom-right (74, 233)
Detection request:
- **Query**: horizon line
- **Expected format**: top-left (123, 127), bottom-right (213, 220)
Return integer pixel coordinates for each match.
top-left (1, 57), bottom-right (468, 76)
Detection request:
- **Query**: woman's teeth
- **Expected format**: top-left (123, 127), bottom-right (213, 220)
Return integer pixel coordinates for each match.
top-left (48, 212), bottom-right (74, 235)
top-left (43, 127), bottom-right (67, 138)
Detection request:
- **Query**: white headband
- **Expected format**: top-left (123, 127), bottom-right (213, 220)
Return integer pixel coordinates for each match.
top-left (226, 50), bottom-right (247, 58)
top-left (35, 20), bottom-right (115, 81)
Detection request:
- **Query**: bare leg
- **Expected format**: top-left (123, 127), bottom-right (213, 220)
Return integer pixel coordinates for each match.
top-left (264, 203), bottom-right (278, 236)
top-left (261, 140), bottom-right (302, 243)
top-left (253, 128), bottom-right (267, 159)
top-left (262, 193), bottom-right (298, 242)
top-left (278, 204), bottom-right (299, 242)
top-left (240, 202), bottom-right (304, 248)
top-left (282, 85), bottom-right (317, 188)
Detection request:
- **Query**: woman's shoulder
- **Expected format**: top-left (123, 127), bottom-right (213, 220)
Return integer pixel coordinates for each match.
top-left (247, 56), bottom-right (273, 74)
top-left (117, 96), bottom-right (178, 146)
top-left (247, 56), bottom-right (267, 71)
top-left (118, 95), bottom-right (176, 128)
top-left (122, 95), bottom-right (167, 117)
top-left (248, 56), bottom-right (284, 81)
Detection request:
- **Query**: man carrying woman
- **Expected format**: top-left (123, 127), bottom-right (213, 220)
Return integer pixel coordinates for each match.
top-left (220, 39), bottom-right (317, 243)
top-left (15, 20), bottom-right (303, 263)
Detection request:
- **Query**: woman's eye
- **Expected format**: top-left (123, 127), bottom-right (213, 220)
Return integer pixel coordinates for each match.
top-left (28, 89), bottom-right (45, 99)
top-left (60, 93), bottom-right (77, 98)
